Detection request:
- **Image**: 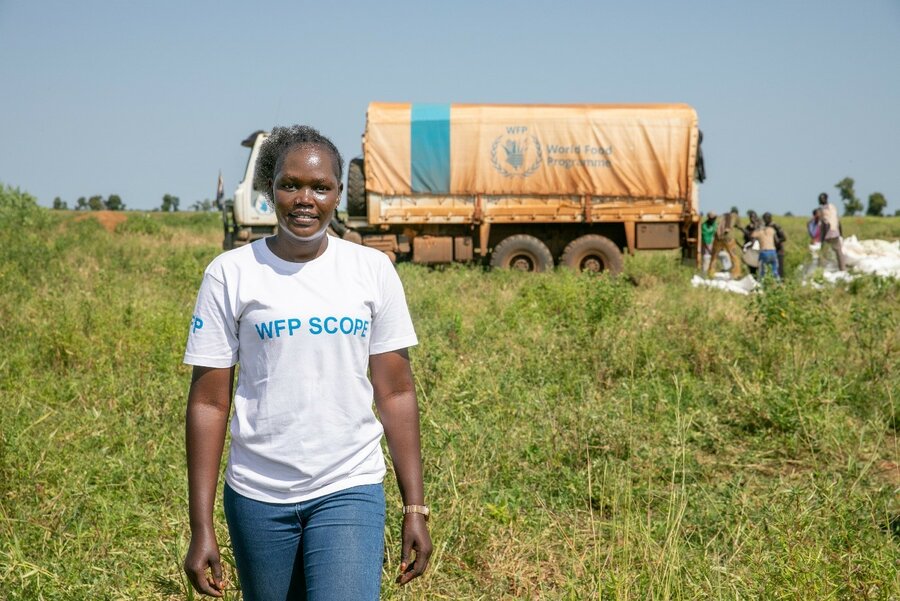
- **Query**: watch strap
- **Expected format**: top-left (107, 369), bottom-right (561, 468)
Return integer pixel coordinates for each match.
top-left (402, 504), bottom-right (430, 519)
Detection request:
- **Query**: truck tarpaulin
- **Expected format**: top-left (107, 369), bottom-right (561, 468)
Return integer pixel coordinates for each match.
top-left (364, 102), bottom-right (699, 200)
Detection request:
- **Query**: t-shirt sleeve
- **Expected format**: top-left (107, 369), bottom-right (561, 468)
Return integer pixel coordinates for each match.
top-left (368, 259), bottom-right (418, 355)
top-left (183, 270), bottom-right (239, 368)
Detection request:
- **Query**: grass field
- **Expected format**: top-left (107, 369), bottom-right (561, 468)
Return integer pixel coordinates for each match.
top-left (1, 201), bottom-right (898, 600)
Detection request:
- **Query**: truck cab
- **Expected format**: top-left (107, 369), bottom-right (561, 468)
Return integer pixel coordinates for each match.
top-left (223, 130), bottom-right (277, 249)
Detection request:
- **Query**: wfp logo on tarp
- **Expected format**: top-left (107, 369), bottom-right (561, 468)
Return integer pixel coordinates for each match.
top-left (491, 126), bottom-right (543, 178)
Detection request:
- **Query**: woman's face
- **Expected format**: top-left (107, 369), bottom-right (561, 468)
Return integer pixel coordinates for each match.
top-left (270, 144), bottom-right (342, 240)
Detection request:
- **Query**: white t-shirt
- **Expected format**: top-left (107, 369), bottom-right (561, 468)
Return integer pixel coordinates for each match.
top-left (822, 203), bottom-right (841, 240)
top-left (184, 237), bottom-right (418, 503)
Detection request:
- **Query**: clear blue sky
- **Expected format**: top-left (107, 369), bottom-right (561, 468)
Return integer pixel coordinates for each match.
top-left (2, 0), bottom-right (898, 216)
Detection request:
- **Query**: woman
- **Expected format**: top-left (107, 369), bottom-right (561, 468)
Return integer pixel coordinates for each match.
top-left (182, 125), bottom-right (431, 599)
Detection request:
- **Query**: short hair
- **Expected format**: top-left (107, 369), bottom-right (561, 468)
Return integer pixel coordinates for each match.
top-left (818, 192), bottom-right (828, 203)
top-left (253, 125), bottom-right (344, 199)
top-left (763, 212), bottom-right (772, 221)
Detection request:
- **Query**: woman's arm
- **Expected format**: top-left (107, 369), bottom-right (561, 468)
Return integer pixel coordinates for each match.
top-left (183, 365), bottom-right (234, 597)
top-left (370, 348), bottom-right (432, 586)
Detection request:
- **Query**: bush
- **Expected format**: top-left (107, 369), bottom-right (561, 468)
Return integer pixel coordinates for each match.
top-left (0, 182), bottom-right (50, 229)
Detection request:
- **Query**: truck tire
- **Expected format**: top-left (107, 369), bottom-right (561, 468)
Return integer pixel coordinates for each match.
top-left (560, 234), bottom-right (623, 274)
top-left (490, 235), bottom-right (554, 272)
top-left (346, 157), bottom-right (366, 217)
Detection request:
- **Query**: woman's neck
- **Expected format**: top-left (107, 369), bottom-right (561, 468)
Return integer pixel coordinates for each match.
top-left (266, 230), bottom-right (329, 263)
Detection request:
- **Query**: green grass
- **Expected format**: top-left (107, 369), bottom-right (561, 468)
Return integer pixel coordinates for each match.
top-left (1, 207), bottom-right (898, 600)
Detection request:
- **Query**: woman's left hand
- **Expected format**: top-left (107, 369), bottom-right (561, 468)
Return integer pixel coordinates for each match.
top-left (397, 513), bottom-right (432, 585)
top-left (370, 348), bottom-right (432, 585)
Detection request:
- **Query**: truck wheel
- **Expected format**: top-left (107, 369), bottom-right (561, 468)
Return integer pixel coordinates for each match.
top-left (346, 157), bottom-right (366, 217)
top-left (490, 235), bottom-right (554, 272)
top-left (560, 235), bottom-right (623, 274)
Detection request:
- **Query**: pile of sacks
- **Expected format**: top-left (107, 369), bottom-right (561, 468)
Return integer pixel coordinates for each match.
top-left (690, 272), bottom-right (759, 295)
top-left (691, 236), bottom-right (900, 294)
top-left (831, 236), bottom-right (900, 278)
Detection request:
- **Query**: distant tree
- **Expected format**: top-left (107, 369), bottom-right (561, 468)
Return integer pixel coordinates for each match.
top-left (106, 194), bottom-right (124, 211)
top-left (190, 199), bottom-right (215, 212)
top-left (895, 209), bottom-right (900, 217)
top-left (784, 211), bottom-right (793, 217)
top-left (866, 192), bottom-right (887, 217)
top-left (161, 194), bottom-right (180, 212)
top-left (835, 177), bottom-right (864, 216)
top-left (730, 205), bottom-right (740, 214)
top-left (76, 196), bottom-right (88, 210)
top-left (52, 196), bottom-right (68, 210)
top-left (88, 195), bottom-right (105, 211)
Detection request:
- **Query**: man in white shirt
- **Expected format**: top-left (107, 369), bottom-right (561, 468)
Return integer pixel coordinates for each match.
top-left (817, 193), bottom-right (846, 271)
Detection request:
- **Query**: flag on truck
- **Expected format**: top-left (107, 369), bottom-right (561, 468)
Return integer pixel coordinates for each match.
top-left (216, 171), bottom-right (224, 208)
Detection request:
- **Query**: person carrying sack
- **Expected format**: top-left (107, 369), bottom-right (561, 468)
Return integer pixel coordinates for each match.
top-left (708, 210), bottom-right (741, 279)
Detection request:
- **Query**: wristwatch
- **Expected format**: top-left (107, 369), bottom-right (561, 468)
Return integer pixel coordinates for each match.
top-left (402, 505), bottom-right (430, 520)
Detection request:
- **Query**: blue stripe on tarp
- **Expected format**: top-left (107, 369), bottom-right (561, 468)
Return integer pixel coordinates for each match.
top-left (411, 104), bottom-right (451, 194)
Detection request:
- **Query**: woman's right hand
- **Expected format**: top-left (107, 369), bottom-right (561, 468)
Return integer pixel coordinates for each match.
top-left (184, 366), bottom-right (234, 597)
top-left (184, 529), bottom-right (225, 597)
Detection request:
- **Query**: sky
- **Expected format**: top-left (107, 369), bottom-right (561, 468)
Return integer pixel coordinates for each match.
top-left (1, 0), bottom-right (899, 216)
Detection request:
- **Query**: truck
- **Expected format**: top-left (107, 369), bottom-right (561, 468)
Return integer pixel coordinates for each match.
top-left (223, 102), bottom-right (705, 273)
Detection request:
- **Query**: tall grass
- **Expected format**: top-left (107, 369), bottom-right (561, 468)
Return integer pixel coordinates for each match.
top-left (1, 207), bottom-right (897, 599)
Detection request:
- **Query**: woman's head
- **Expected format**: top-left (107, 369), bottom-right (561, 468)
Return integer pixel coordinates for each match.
top-left (254, 125), bottom-right (344, 200)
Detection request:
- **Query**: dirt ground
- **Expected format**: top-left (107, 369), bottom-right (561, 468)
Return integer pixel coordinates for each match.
top-left (73, 210), bottom-right (128, 232)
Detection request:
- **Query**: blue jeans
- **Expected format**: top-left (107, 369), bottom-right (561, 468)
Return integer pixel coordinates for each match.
top-left (224, 482), bottom-right (385, 601)
top-left (758, 249), bottom-right (780, 280)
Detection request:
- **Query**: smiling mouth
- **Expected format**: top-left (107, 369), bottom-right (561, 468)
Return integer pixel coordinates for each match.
top-left (287, 212), bottom-right (318, 224)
